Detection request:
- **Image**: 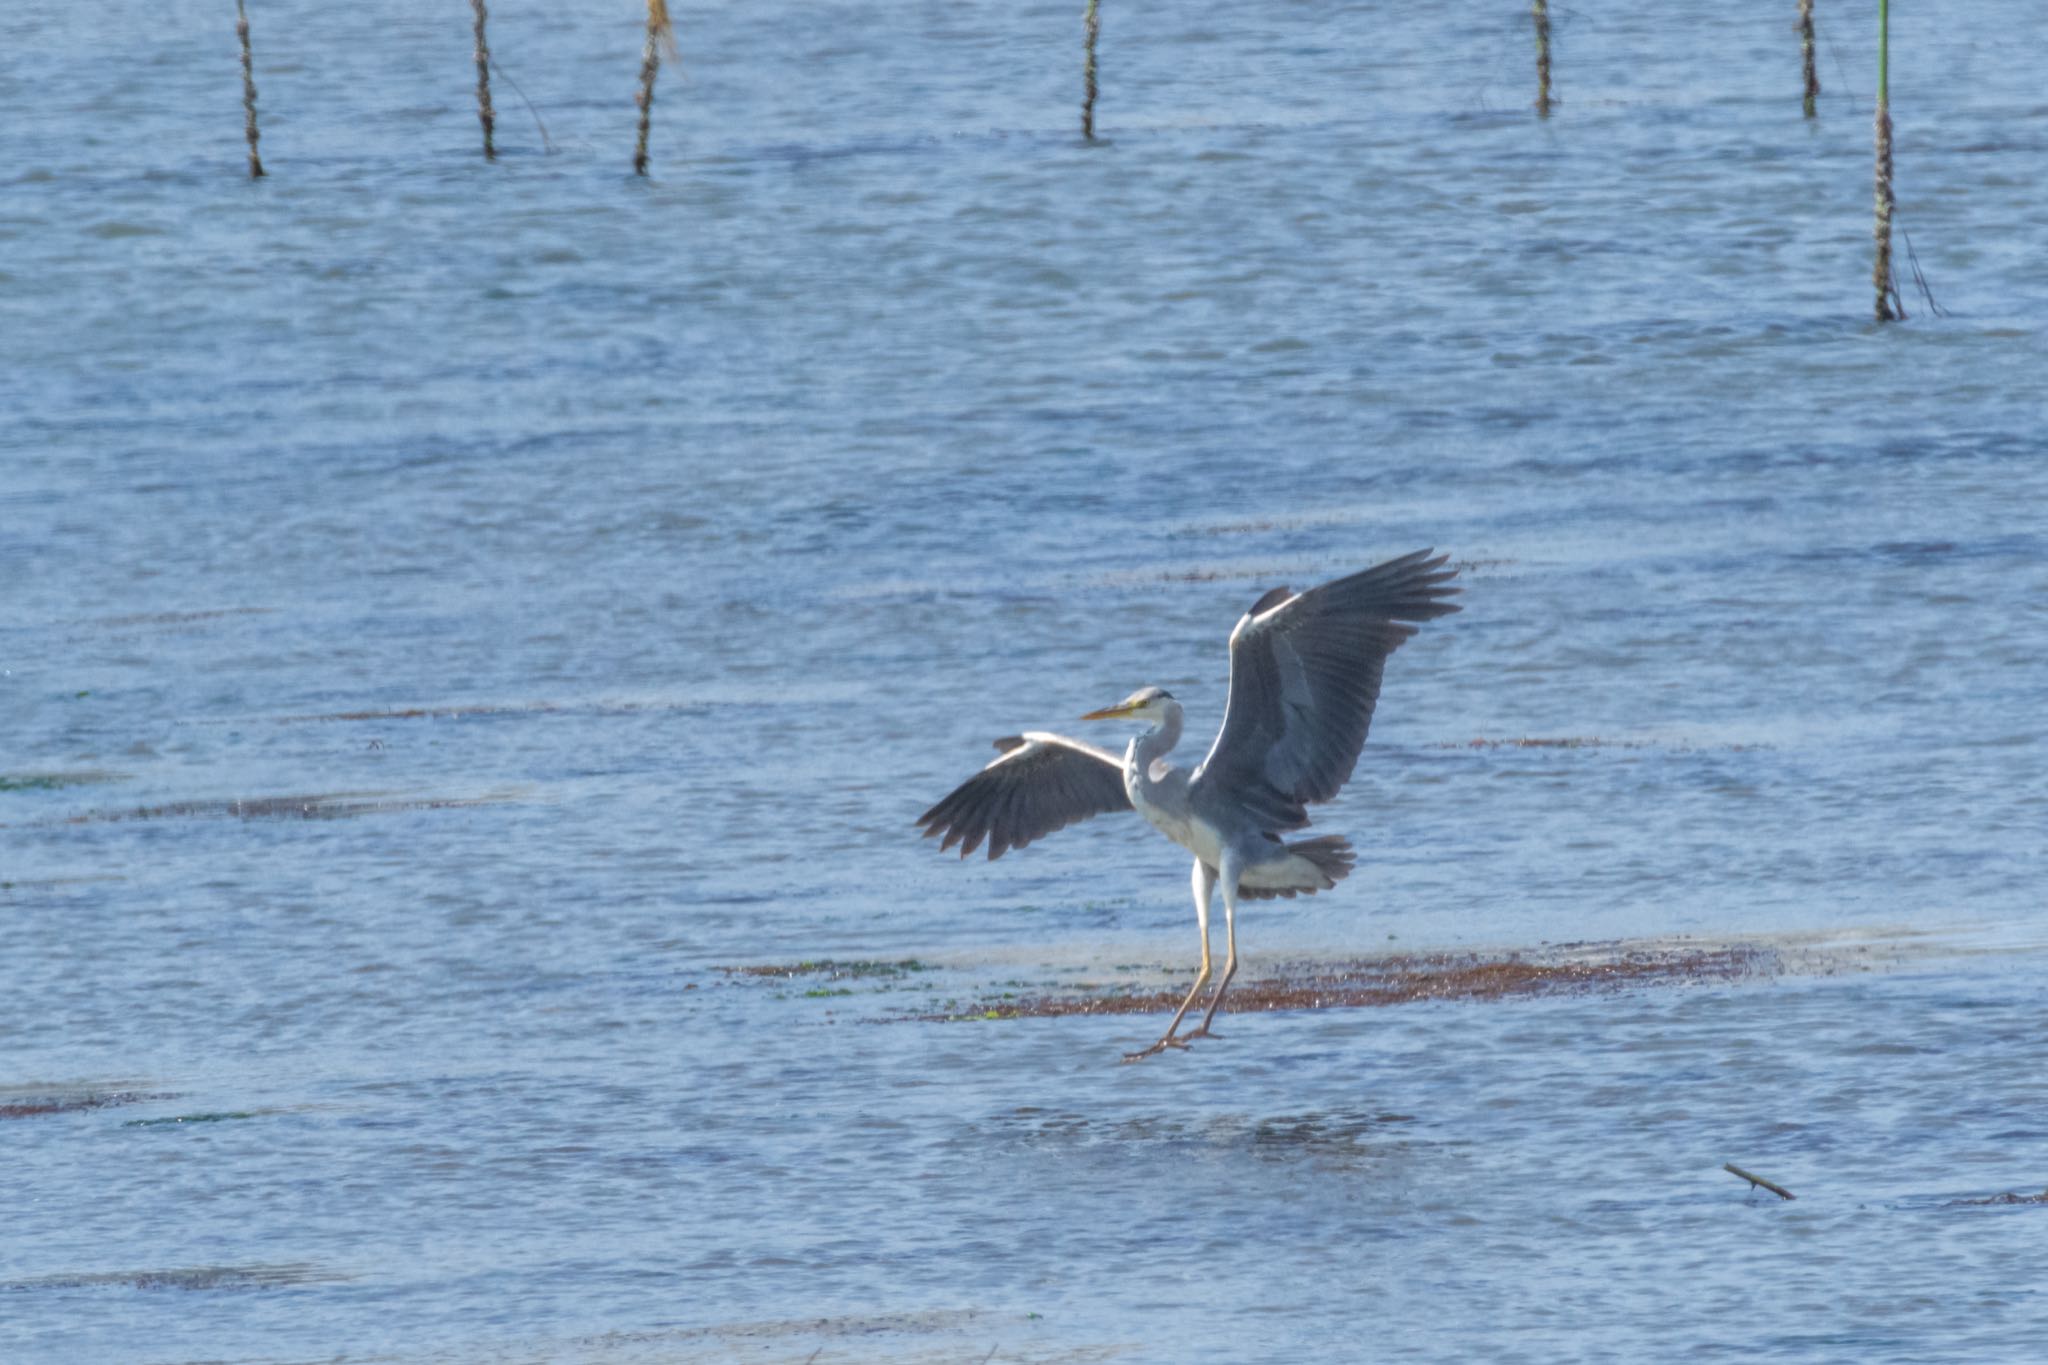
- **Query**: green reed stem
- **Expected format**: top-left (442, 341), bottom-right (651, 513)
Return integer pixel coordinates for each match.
top-left (1877, 0), bottom-right (1889, 107)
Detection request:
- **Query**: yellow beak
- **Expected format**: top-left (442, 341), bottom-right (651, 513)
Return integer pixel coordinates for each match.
top-left (1080, 700), bottom-right (1143, 721)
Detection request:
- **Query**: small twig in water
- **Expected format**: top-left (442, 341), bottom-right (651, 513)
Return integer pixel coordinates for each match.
top-left (1819, 17), bottom-right (1861, 115)
top-left (1903, 230), bottom-right (1947, 317)
top-left (1724, 1163), bottom-right (1796, 1200)
top-left (489, 56), bottom-right (556, 153)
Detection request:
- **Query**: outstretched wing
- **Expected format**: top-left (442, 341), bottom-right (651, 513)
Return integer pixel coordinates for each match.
top-left (1191, 549), bottom-right (1460, 831)
top-left (917, 732), bottom-right (1132, 860)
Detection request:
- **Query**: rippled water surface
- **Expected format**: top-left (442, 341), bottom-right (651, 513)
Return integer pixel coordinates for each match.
top-left (6, 2), bottom-right (2048, 1361)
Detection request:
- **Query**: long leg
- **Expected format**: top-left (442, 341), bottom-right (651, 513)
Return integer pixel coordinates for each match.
top-left (1185, 853), bottom-right (1242, 1040)
top-left (1122, 860), bottom-right (1215, 1062)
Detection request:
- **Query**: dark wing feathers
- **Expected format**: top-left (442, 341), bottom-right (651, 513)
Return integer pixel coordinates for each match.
top-left (1193, 549), bottom-right (1459, 830)
top-left (918, 732), bottom-right (1132, 860)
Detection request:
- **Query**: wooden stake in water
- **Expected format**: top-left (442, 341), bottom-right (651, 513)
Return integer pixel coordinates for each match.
top-left (1532, 0), bottom-right (1553, 117)
top-left (472, 0), bottom-right (496, 159)
top-left (236, 0), bottom-right (265, 178)
top-left (1873, 0), bottom-right (1902, 320)
top-left (1082, 0), bottom-right (1101, 140)
top-left (633, 0), bottom-right (674, 176)
top-left (1798, 0), bottom-right (1819, 118)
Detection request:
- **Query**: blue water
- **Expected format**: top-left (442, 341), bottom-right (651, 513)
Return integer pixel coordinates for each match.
top-left (6, 2), bottom-right (2047, 1361)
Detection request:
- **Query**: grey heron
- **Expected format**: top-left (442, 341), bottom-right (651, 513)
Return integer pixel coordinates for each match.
top-left (917, 548), bottom-right (1461, 1060)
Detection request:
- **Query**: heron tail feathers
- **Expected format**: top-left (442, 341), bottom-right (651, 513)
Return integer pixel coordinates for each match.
top-left (1237, 835), bottom-right (1355, 900)
top-left (1288, 835), bottom-right (1356, 889)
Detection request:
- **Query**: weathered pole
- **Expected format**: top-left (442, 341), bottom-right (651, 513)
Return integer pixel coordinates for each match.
top-left (1798, 0), bottom-right (1819, 118)
top-left (236, 0), bottom-right (265, 178)
top-left (1873, 0), bottom-right (1902, 320)
top-left (1082, 0), bottom-right (1101, 140)
top-left (633, 0), bottom-right (673, 175)
top-left (472, 0), bottom-right (497, 159)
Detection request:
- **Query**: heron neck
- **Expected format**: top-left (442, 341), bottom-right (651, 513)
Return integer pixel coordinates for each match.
top-left (1129, 705), bottom-right (1182, 782)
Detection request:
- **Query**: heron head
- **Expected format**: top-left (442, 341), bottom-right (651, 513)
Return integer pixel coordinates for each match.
top-left (1081, 686), bottom-right (1176, 724)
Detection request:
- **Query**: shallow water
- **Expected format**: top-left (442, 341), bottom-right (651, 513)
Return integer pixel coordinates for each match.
top-left (5, 2), bottom-right (2047, 1361)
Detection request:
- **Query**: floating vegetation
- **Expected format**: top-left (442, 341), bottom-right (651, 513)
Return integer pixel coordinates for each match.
top-left (93, 606), bottom-right (273, 628)
top-left (1433, 736), bottom-right (1766, 753)
top-left (1441, 736), bottom-right (1647, 751)
top-left (124, 1110), bottom-right (265, 1128)
top-left (723, 958), bottom-right (934, 981)
top-left (911, 943), bottom-right (1768, 1023)
top-left (283, 702), bottom-right (563, 723)
top-left (0, 875), bottom-right (128, 892)
top-left (1948, 1189), bottom-right (2048, 1208)
top-left (566, 1307), bottom-right (1016, 1358)
top-left (27, 789), bottom-right (517, 827)
top-left (0, 771), bottom-right (126, 793)
top-left (1085, 558), bottom-right (1510, 596)
top-left (994, 1105), bottom-right (1415, 1161)
top-left (1247, 1110), bottom-right (1413, 1153)
top-left (1091, 563), bottom-right (1311, 589)
top-left (2, 1262), bottom-right (345, 1292)
top-left (274, 697), bottom-right (711, 724)
top-left (0, 1090), bottom-right (173, 1120)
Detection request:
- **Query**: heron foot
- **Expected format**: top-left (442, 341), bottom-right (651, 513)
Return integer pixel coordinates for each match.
top-left (1120, 1035), bottom-right (1192, 1063)
top-left (1180, 1026), bottom-right (1225, 1042)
